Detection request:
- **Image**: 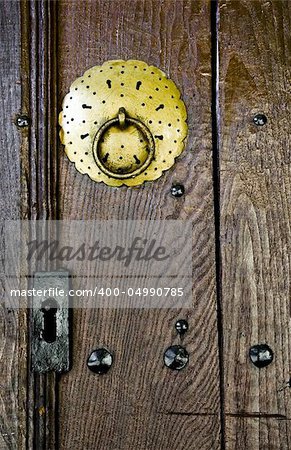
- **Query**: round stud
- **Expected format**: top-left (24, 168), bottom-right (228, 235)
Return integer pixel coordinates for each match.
top-left (16, 115), bottom-right (30, 128)
top-left (171, 184), bottom-right (185, 197)
top-left (164, 345), bottom-right (189, 370)
top-left (249, 344), bottom-right (273, 368)
top-left (175, 319), bottom-right (189, 335)
top-left (253, 113), bottom-right (267, 126)
top-left (87, 348), bottom-right (113, 374)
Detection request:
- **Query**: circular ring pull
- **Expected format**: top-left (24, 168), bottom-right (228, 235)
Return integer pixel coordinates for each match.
top-left (92, 107), bottom-right (155, 180)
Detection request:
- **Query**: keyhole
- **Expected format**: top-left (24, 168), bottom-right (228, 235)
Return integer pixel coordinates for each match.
top-left (41, 298), bottom-right (59, 343)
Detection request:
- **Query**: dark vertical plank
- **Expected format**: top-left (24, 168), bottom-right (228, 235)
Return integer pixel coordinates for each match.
top-left (57, 1), bottom-right (221, 449)
top-left (0, 1), bottom-right (22, 449)
top-left (20, 1), bottom-right (60, 449)
top-left (219, 0), bottom-right (291, 448)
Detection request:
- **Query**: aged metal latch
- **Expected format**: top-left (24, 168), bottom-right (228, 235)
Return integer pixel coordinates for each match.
top-left (31, 271), bottom-right (70, 373)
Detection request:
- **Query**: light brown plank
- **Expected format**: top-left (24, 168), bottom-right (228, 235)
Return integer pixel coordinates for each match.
top-left (57, 1), bottom-right (220, 449)
top-left (0, 0), bottom-right (33, 448)
top-left (219, 0), bottom-right (291, 448)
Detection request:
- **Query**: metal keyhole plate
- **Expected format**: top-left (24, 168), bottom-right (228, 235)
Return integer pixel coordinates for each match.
top-left (59, 60), bottom-right (188, 187)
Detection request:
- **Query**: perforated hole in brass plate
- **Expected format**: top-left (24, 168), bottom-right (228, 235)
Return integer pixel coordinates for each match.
top-left (59, 60), bottom-right (188, 187)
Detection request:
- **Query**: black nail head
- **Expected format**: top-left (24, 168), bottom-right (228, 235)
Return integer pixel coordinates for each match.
top-left (164, 345), bottom-right (189, 370)
top-left (175, 319), bottom-right (189, 335)
top-left (249, 344), bottom-right (273, 368)
top-left (171, 184), bottom-right (185, 197)
top-left (253, 114), bottom-right (267, 126)
top-left (16, 115), bottom-right (30, 128)
top-left (87, 348), bottom-right (113, 374)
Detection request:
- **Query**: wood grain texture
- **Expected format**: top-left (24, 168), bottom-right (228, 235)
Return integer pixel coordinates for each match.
top-left (0, 1), bottom-right (22, 449)
top-left (219, 0), bottom-right (291, 448)
top-left (57, 1), bottom-right (220, 449)
top-left (226, 416), bottom-right (291, 450)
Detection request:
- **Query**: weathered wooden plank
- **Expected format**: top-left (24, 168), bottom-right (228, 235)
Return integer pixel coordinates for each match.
top-left (57, 0), bottom-right (221, 449)
top-left (0, 1), bottom-right (22, 449)
top-left (219, 0), bottom-right (291, 448)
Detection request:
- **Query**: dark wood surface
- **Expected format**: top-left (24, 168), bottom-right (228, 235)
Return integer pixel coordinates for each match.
top-left (57, 1), bottom-right (220, 449)
top-left (20, 2), bottom-right (60, 449)
top-left (218, 0), bottom-right (291, 448)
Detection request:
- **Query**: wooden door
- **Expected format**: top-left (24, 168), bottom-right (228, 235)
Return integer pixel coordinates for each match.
top-left (0, 1), bottom-right (290, 449)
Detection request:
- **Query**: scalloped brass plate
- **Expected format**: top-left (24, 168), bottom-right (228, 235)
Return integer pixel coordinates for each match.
top-left (59, 60), bottom-right (188, 187)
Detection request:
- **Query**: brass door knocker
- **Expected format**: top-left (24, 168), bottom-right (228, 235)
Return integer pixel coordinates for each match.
top-left (59, 60), bottom-right (188, 187)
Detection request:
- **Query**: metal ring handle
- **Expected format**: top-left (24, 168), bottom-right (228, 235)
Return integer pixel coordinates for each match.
top-left (92, 107), bottom-right (155, 179)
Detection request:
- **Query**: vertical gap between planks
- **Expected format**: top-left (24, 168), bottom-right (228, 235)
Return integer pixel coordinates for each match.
top-left (210, 1), bottom-right (226, 449)
top-left (50, 1), bottom-right (61, 449)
